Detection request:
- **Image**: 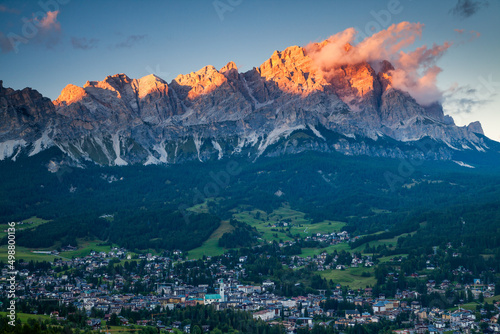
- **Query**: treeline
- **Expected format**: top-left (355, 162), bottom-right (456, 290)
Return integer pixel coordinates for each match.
top-left (218, 219), bottom-right (259, 248)
top-left (0, 316), bottom-right (80, 334)
top-left (0, 298), bottom-right (89, 333)
top-left (1, 148), bottom-right (500, 253)
top-left (121, 304), bottom-right (284, 334)
top-left (11, 210), bottom-right (220, 252)
top-left (349, 222), bottom-right (420, 249)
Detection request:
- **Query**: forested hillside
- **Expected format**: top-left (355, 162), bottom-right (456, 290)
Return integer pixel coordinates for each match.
top-left (1, 147), bottom-right (499, 255)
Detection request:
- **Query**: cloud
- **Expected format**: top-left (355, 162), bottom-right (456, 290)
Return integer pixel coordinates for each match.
top-left (389, 42), bottom-right (452, 105)
top-left (37, 10), bottom-right (61, 30)
top-left (31, 10), bottom-right (62, 49)
top-left (71, 37), bottom-right (99, 50)
top-left (115, 34), bottom-right (147, 48)
top-left (390, 65), bottom-right (445, 106)
top-left (443, 83), bottom-right (495, 129)
top-left (0, 10), bottom-right (62, 53)
top-left (306, 22), bottom-right (425, 70)
top-left (454, 29), bottom-right (481, 45)
top-left (305, 22), bottom-right (452, 105)
top-left (443, 83), bottom-right (493, 115)
top-left (0, 5), bottom-right (20, 14)
top-left (450, 0), bottom-right (488, 19)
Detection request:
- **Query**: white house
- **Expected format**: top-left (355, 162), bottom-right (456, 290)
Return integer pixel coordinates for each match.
top-left (253, 309), bottom-right (276, 321)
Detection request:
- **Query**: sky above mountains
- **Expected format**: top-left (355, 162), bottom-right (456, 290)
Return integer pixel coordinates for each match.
top-left (0, 0), bottom-right (499, 141)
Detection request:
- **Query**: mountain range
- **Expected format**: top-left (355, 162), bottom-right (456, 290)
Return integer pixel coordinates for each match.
top-left (0, 42), bottom-right (495, 167)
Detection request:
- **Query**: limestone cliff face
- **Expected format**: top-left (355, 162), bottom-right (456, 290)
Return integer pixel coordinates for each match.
top-left (0, 80), bottom-right (56, 160)
top-left (0, 41), bottom-right (491, 165)
top-left (256, 46), bottom-right (327, 96)
top-left (54, 73), bottom-right (174, 131)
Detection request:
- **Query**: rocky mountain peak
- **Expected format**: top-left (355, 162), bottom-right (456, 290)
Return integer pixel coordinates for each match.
top-left (0, 80), bottom-right (14, 96)
top-left (54, 84), bottom-right (88, 106)
top-left (220, 61), bottom-right (237, 73)
top-left (0, 36), bottom-right (493, 165)
top-left (138, 73), bottom-right (166, 83)
top-left (377, 60), bottom-right (395, 91)
top-left (257, 45), bottom-right (327, 95)
top-left (134, 74), bottom-right (169, 99)
top-left (220, 62), bottom-right (239, 81)
top-left (327, 61), bottom-right (381, 112)
top-left (343, 42), bottom-right (353, 53)
top-left (0, 82), bottom-right (55, 156)
top-left (173, 65), bottom-right (228, 100)
top-left (467, 121), bottom-right (484, 135)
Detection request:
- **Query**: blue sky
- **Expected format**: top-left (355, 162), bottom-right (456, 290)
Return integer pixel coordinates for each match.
top-left (1, 0), bottom-right (499, 140)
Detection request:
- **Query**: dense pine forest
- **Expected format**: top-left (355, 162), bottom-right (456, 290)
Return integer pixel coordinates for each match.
top-left (1, 147), bottom-right (499, 255)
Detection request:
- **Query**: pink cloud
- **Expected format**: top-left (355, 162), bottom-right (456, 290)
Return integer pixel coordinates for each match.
top-left (305, 22), bottom-right (452, 106)
top-left (470, 30), bottom-right (480, 39)
top-left (455, 28), bottom-right (480, 40)
top-left (390, 66), bottom-right (444, 106)
top-left (36, 10), bottom-right (61, 31)
top-left (454, 29), bottom-right (481, 46)
top-left (391, 42), bottom-right (452, 105)
top-left (31, 10), bottom-right (62, 49)
top-left (306, 22), bottom-right (424, 71)
top-left (0, 10), bottom-right (62, 53)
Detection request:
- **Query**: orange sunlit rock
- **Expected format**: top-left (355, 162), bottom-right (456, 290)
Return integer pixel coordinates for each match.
top-left (134, 74), bottom-right (169, 99)
top-left (220, 61), bottom-right (237, 73)
top-left (53, 84), bottom-right (87, 106)
top-left (345, 63), bottom-right (377, 97)
top-left (174, 65), bottom-right (228, 100)
top-left (381, 72), bottom-right (393, 88)
top-left (257, 45), bottom-right (327, 96)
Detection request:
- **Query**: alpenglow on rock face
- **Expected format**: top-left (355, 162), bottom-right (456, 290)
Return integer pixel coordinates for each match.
top-left (0, 42), bottom-right (490, 165)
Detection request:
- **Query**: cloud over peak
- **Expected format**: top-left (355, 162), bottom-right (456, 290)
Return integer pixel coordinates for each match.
top-left (305, 22), bottom-right (452, 106)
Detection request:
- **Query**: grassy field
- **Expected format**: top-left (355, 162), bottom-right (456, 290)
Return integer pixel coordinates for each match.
top-left (100, 324), bottom-right (147, 333)
top-left (188, 220), bottom-right (233, 259)
top-left (0, 216), bottom-right (50, 239)
top-left (0, 217), bottom-right (117, 263)
top-left (298, 240), bottom-right (409, 259)
top-left (233, 204), bottom-right (345, 243)
top-left (446, 296), bottom-right (500, 312)
top-left (318, 266), bottom-right (377, 290)
top-left (344, 223), bottom-right (423, 254)
top-left (62, 239), bottom-right (117, 258)
top-left (0, 216), bottom-right (59, 262)
top-left (0, 245), bottom-right (57, 263)
top-left (300, 243), bottom-right (352, 258)
top-left (0, 312), bottom-right (152, 332)
top-left (0, 311), bottom-right (51, 323)
top-left (0, 237), bottom-right (121, 264)
top-left (357, 231), bottom-right (417, 250)
top-left (485, 295), bottom-right (500, 304)
top-left (186, 201), bottom-right (210, 214)
top-left (376, 255), bottom-right (408, 263)
top-left (448, 302), bottom-right (480, 312)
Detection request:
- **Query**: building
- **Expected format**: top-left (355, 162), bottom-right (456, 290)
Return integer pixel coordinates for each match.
top-left (253, 309), bottom-right (276, 321)
top-left (204, 294), bottom-right (222, 305)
